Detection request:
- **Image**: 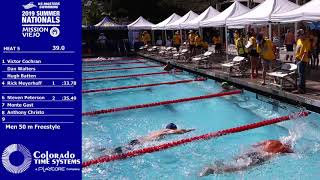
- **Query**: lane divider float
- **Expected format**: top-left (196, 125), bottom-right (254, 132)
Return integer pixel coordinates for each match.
top-left (82, 111), bottom-right (310, 167)
top-left (82, 57), bottom-right (144, 63)
top-left (83, 65), bottom-right (162, 73)
top-left (82, 90), bottom-right (242, 116)
top-left (83, 61), bottom-right (148, 68)
top-left (82, 70), bottom-right (182, 82)
top-left (82, 78), bottom-right (207, 93)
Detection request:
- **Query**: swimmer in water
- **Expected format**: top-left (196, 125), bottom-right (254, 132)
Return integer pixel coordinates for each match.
top-left (221, 82), bottom-right (235, 91)
top-left (199, 140), bottom-right (293, 176)
top-left (113, 123), bottom-right (195, 154)
top-left (144, 87), bottom-right (153, 92)
top-left (163, 61), bottom-right (174, 72)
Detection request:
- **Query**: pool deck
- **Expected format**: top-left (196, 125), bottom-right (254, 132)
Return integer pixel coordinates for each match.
top-left (137, 52), bottom-right (320, 113)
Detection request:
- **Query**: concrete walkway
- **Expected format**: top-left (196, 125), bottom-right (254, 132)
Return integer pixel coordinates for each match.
top-left (138, 52), bottom-right (320, 113)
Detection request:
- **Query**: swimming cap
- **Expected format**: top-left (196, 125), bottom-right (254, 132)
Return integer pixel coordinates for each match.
top-left (221, 82), bottom-right (229, 87)
top-left (166, 123), bottom-right (177, 130)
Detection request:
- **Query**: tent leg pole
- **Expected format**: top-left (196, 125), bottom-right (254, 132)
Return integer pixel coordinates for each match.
top-left (161, 30), bottom-right (164, 45)
top-left (268, 24), bottom-right (272, 40)
top-left (277, 24), bottom-right (280, 47)
top-left (294, 0), bottom-right (298, 40)
top-left (152, 30), bottom-right (155, 45)
top-left (294, 22), bottom-right (298, 40)
top-left (180, 29), bottom-right (183, 43)
top-left (225, 26), bottom-right (228, 58)
top-left (165, 30), bottom-right (167, 46)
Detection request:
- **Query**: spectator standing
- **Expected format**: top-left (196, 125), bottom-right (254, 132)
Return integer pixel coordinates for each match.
top-left (166, 36), bottom-right (172, 47)
top-left (195, 31), bottom-right (203, 55)
top-left (204, 31), bottom-right (211, 44)
top-left (212, 33), bottom-right (222, 54)
top-left (295, 29), bottom-right (311, 94)
top-left (188, 30), bottom-right (196, 56)
top-left (173, 31), bottom-right (182, 51)
top-left (257, 33), bottom-right (276, 85)
top-left (142, 31), bottom-right (151, 46)
top-left (156, 36), bottom-right (163, 46)
top-left (284, 29), bottom-right (295, 61)
top-left (235, 33), bottom-right (247, 57)
top-left (234, 30), bottom-right (239, 45)
top-left (97, 33), bottom-right (107, 50)
top-left (246, 31), bottom-right (259, 79)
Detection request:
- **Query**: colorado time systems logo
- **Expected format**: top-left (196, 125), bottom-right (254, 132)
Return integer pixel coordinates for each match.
top-left (22, 2), bottom-right (38, 9)
top-left (2, 144), bottom-right (32, 174)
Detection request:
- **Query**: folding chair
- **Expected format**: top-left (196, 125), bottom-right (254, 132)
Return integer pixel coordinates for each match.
top-left (267, 63), bottom-right (298, 90)
top-left (173, 49), bottom-right (189, 62)
top-left (192, 51), bottom-right (214, 68)
top-left (221, 56), bottom-right (249, 77)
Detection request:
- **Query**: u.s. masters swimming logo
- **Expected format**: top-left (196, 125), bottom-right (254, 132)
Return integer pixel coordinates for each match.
top-left (22, 2), bottom-right (37, 9)
top-left (2, 144), bottom-right (32, 174)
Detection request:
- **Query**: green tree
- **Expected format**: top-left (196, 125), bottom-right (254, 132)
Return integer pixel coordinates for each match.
top-left (82, 0), bottom-right (106, 25)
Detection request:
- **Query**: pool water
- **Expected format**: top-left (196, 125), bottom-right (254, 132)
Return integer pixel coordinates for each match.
top-left (82, 57), bottom-right (320, 180)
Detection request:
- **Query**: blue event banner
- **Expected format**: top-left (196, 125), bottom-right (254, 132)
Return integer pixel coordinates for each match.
top-left (0, 0), bottom-right (82, 179)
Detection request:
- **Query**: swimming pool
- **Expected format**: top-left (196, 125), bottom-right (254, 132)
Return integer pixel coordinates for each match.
top-left (82, 57), bottom-right (320, 179)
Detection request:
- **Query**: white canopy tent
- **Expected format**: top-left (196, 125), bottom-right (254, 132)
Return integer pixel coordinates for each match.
top-left (200, 1), bottom-right (250, 27)
top-left (94, 16), bottom-right (127, 30)
top-left (165, 11), bottom-right (199, 30)
top-left (226, 0), bottom-right (300, 26)
top-left (271, 0), bottom-right (320, 22)
top-left (200, 1), bottom-right (250, 55)
top-left (94, 17), bottom-right (115, 27)
top-left (127, 16), bottom-right (155, 30)
top-left (152, 13), bottom-right (182, 44)
top-left (152, 13), bottom-right (181, 30)
top-left (180, 6), bottom-right (220, 29)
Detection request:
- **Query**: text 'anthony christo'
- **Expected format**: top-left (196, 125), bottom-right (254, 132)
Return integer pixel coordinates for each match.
top-left (6, 110), bottom-right (45, 116)
top-left (5, 81), bottom-right (43, 86)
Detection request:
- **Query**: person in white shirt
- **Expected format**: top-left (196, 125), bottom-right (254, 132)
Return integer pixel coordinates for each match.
top-left (97, 33), bottom-right (107, 49)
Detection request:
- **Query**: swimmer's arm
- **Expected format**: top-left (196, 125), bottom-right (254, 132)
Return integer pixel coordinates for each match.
top-left (168, 129), bottom-right (196, 134)
top-left (199, 164), bottom-right (248, 176)
top-left (199, 167), bottom-right (215, 176)
top-left (176, 129), bottom-right (195, 134)
top-left (251, 141), bottom-right (267, 148)
top-left (283, 146), bottom-right (294, 153)
top-left (220, 165), bottom-right (249, 173)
